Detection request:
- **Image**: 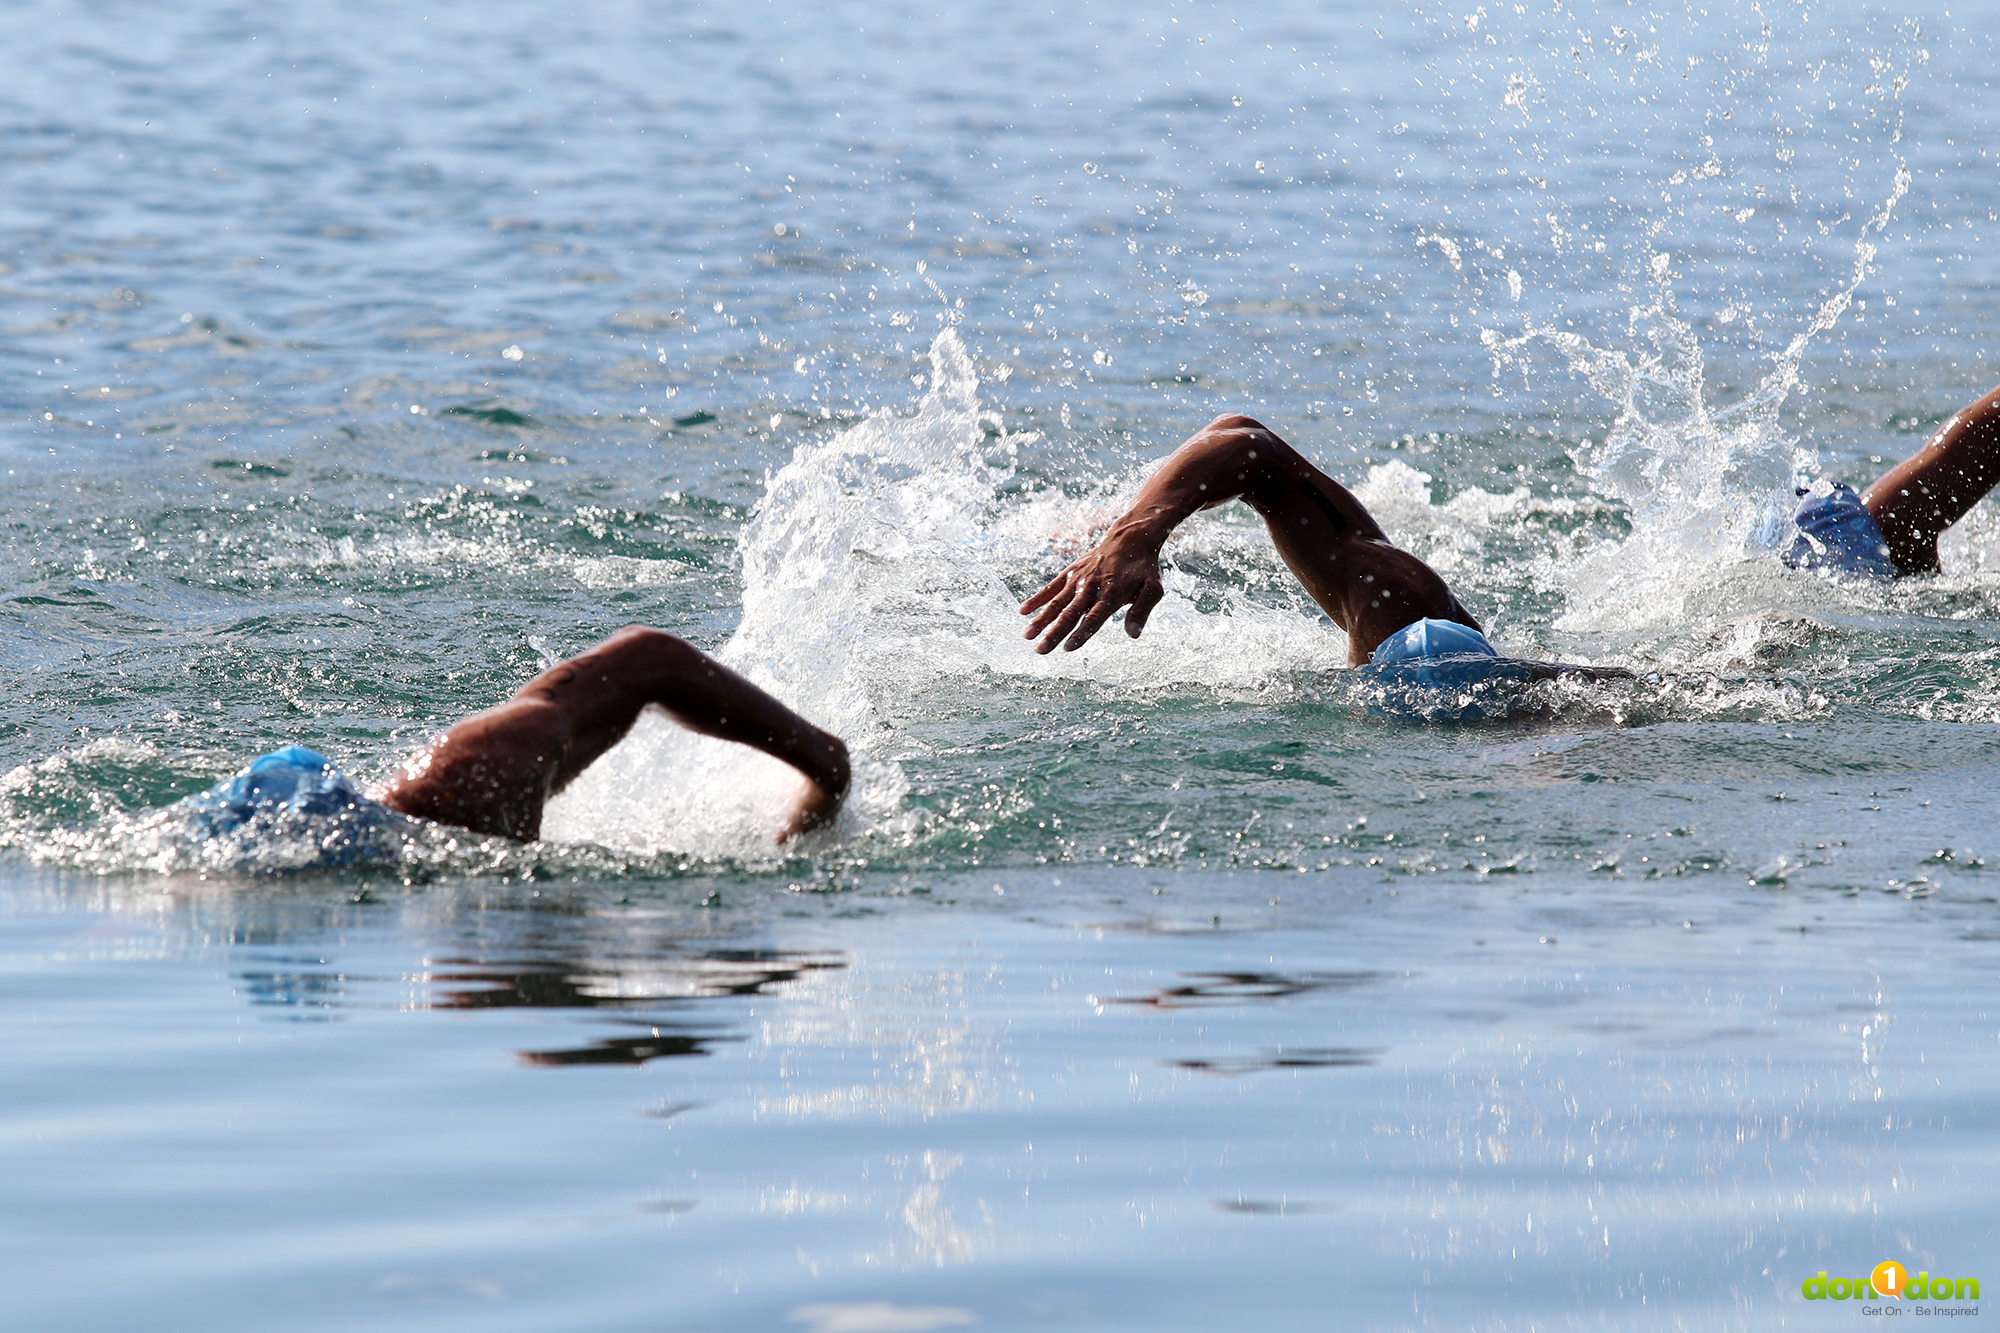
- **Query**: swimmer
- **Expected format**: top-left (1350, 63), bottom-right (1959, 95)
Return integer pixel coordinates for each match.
top-left (1018, 413), bottom-right (1626, 682)
top-left (1786, 382), bottom-right (2000, 578)
top-left (186, 627), bottom-right (849, 851)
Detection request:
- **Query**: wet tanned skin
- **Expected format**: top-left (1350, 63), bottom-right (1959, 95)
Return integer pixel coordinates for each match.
top-left (1020, 414), bottom-right (1479, 665)
top-left (1861, 383), bottom-right (2000, 575)
top-left (376, 626), bottom-right (849, 843)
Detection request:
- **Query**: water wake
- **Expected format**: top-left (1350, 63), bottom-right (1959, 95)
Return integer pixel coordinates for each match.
top-left (11, 288), bottom-right (1947, 875)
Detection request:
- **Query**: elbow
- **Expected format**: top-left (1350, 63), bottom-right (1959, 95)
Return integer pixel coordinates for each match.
top-left (607, 625), bottom-right (714, 677)
top-left (1199, 414), bottom-right (1288, 473)
top-left (1205, 412), bottom-right (1270, 436)
top-left (613, 625), bottom-right (693, 654)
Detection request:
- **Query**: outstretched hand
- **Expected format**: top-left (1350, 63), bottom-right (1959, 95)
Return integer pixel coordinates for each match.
top-left (1019, 531), bottom-right (1166, 653)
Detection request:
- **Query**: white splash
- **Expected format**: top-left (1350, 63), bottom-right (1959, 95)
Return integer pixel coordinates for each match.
top-left (1480, 166), bottom-right (1912, 634)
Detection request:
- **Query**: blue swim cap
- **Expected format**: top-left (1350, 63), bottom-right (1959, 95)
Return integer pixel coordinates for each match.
top-left (1369, 618), bottom-right (1500, 679)
top-left (1782, 483), bottom-right (1897, 579)
top-left (1361, 618), bottom-right (1530, 720)
top-left (162, 745), bottom-right (406, 873)
top-left (180, 745), bottom-right (374, 836)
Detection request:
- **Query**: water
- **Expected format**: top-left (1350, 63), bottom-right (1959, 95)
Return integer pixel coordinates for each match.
top-left (5, 0), bottom-right (2000, 1327)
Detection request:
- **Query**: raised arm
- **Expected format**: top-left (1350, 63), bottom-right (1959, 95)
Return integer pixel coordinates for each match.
top-left (378, 627), bottom-right (850, 843)
top-left (1861, 382), bottom-right (2000, 574)
top-left (1021, 414), bottom-right (1474, 663)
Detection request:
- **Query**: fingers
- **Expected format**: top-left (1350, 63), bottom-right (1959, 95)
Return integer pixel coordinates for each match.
top-left (1028, 578), bottom-right (1119, 653)
top-left (1062, 597), bottom-right (1120, 651)
top-left (1020, 563), bottom-right (1086, 638)
top-left (1022, 588), bottom-right (1080, 644)
top-left (1020, 559), bottom-right (1153, 653)
top-left (1022, 567), bottom-right (1092, 647)
top-left (1018, 575), bottom-right (1066, 616)
top-left (1032, 588), bottom-right (1100, 653)
top-left (1124, 579), bottom-right (1163, 639)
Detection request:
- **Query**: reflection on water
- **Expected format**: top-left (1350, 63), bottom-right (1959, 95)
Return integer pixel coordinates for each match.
top-left (416, 948), bottom-right (846, 1009)
top-left (756, 951), bottom-right (994, 1123)
top-left (6, 864), bottom-right (2000, 1331)
top-left (1211, 1198), bottom-right (1335, 1216)
top-left (228, 932), bottom-right (854, 1063)
top-left (1096, 969), bottom-right (1387, 1009)
top-left (237, 962), bottom-right (382, 1016)
top-left (869, 1150), bottom-right (981, 1271)
top-left (517, 1023), bottom-right (739, 1067)
top-left (1169, 1046), bottom-right (1386, 1076)
top-left (413, 947), bottom-right (849, 1065)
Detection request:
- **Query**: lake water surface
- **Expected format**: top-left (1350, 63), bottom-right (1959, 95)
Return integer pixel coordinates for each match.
top-left (5, 1), bottom-right (2000, 1329)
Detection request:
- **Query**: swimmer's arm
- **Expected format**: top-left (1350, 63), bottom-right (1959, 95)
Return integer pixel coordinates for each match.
top-left (382, 628), bottom-right (850, 843)
top-left (652, 667), bottom-right (851, 828)
top-left (660, 680), bottom-right (851, 842)
top-left (1096, 413), bottom-right (1390, 550)
top-left (599, 632), bottom-right (852, 840)
top-left (520, 628), bottom-right (850, 821)
top-left (1860, 382), bottom-right (2000, 573)
top-left (1021, 414), bottom-right (1389, 653)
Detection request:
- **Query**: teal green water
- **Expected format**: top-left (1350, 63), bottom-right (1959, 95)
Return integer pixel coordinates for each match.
top-left (4, 0), bottom-right (2000, 1328)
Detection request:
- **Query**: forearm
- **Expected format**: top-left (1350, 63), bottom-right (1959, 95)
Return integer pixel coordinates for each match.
top-left (763, 719), bottom-right (851, 804)
top-left (660, 665), bottom-right (851, 841)
top-left (536, 628), bottom-right (848, 799)
top-left (1882, 384), bottom-right (2000, 487)
top-left (1861, 383), bottom-right (2000, 560)
top-left (651, 667), bottom-right (849, 798)
top-left (1933, 383), bottom-right (2000, 450)
top-left (1108, 415), bottom-right (1383, 549)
